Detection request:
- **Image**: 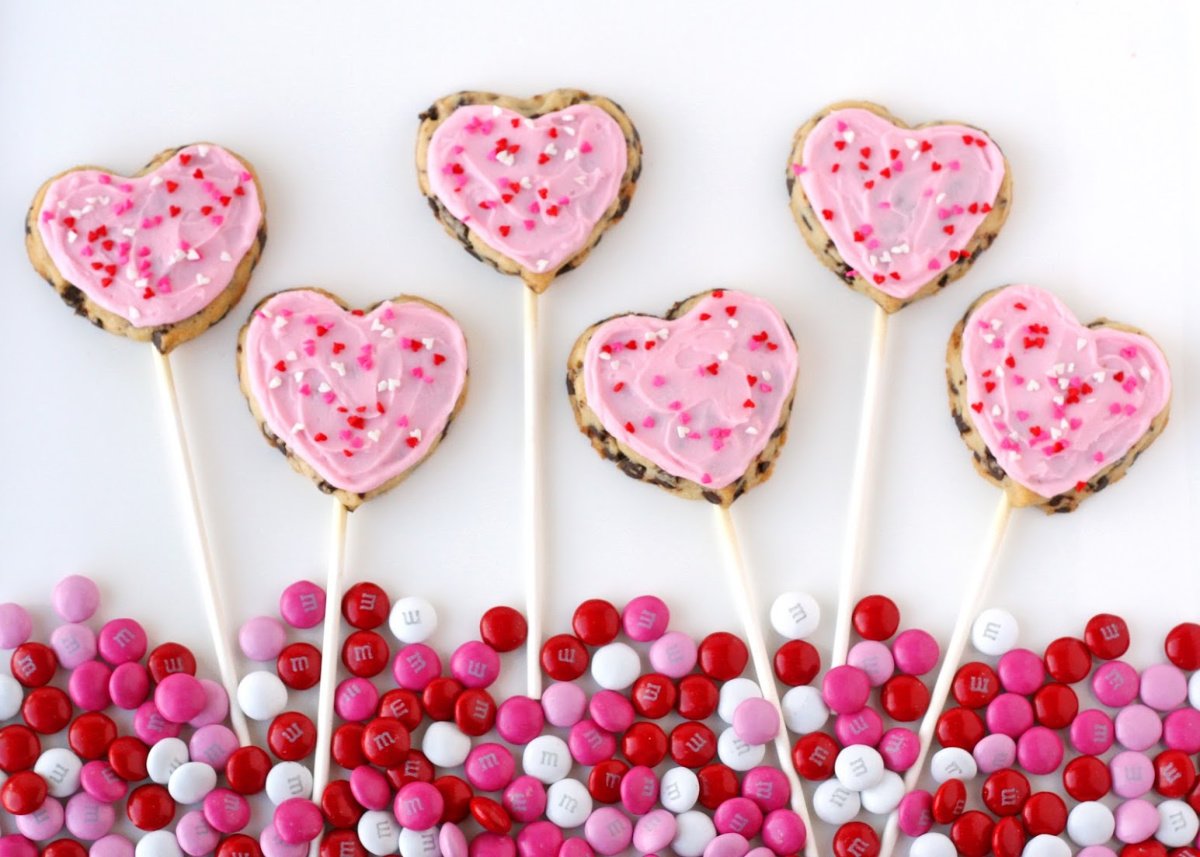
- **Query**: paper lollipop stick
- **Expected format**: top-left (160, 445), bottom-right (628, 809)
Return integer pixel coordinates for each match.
top-left (26, 143), bottom-right (267, 746)
top-left (237, 288), bottom-right (469, 840)
top-left (417, 88), bottom-right (641, 697)
top-left (568, 288), bottom-right (817, 855)
top-left (786, 101), bottom-right (1012, 665)
top-left (877, 282), bottom-right (1171, 857)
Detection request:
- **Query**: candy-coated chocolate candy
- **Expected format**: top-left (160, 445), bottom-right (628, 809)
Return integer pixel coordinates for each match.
top-left (590, 643), bottom-right (640, 691)
top-left (268, 713), bottom-right (316, 762)
top-left (516, 820), bottom-right (562, 857)
top-left (126, 784), bottom-right (175, 831)
top-left (1163, 709), bottom-right (1200, 754)
top-left (44, 840), bottom-right (87, 857)
top-left (421, 722), bottom-right (469, 769)
top-left (732, 698), bottom-right (779, 746)
top-left (996, 648), bottom-right (1045, 695)
top-left (377, 689), bottom-right (422, 732)
top-left (878, 727), bottom-right (919, 772)
top-left (698, 633), bottom-right (749, 682)
top-left (394, 781), bottom-right (444, 830)
top-left (503, 774), bottom-right (546, 824)
top-left (812, 779), bottom-right (860, 825)
top-left (584, 806), bottom-right (631, 855)
top-left (421, 677), bottom-right (464, 722)
top-left (949, 810), bottom-right (993, 857)
top-left (1165, 623), bottom-right (1200, 670)
top-left (910, 833), bottom-right (955, 857)
top-left (69, 662), bottom-right (112, 712)
top-left (50, 625), bottom-right (97, 672)
top-left (622, 596), bottom-right (669, 643)
top-left (773, 640), bottom-right (820, 687)
top-left (672, 809), bottom-right (717, 857)
top-left (717, 726), bottom-right (765, 772)
top-left (522, 735), bottom-right (571, 785)
top-left (1154, 750), bottom-right (1197, 798)
top-left (273, 797), bottom-right (323, 844)
top-left (540, 636), bottom-right (588, 682)
top-left (852, 595), bottom-right (899, 641)
top-left (972, 609), bottom-right (1018, 657)
top-left (930, 747), bottom-right (977, 783)
top-left (659, 767), bottom-right (699, 814)
top-left (545, 778), bottom-right (591, 829)
top-left (1063, 755), bottom-right (1111, 802)
top-left (973, 733), bottom-right (1017, 774)
top-left (769, 592), bottom-right (820, 641)
top-left (360, 719), bottom-right (410, 768)
top-left (881, 675), bottom-right (929, 722)
top-left (1067, 801), bottom-right (1116, 847)
top-left (0, 725), bottom-right (41, 773)
top-left (106, 737), bottom-right (148, 783)
top-left (453, 688), bottom-right (496, 737)
top-left (1033, 683), bottom-right (1078, 729)
top-left (479, 606), bottom-right (526, 653)
top-left (893, 629), bottom-right (940, 677)
top-left (1044, 637), bottom-right (1091, 684)
top-left (236, 672), bottom-right (287, 722)
top-left (981, 768), bottom-right (1030, 816)
top-left (761, 808), bottom-right (806, 856)
top-left (203, 788), bottom-right (250, 833)
top-left (1093, 661), bottom-right (1139, 707)
top-left (780, 686), bottom-right (828, 735)
top-left (167, 761), bottom-right (217, 805)
top-left (628, 675), bottom-right (674, 721)
top-left (155, 674), bottom-right (207, 724)
top-left (329, 723), bottom-right (365, 771)
top-left (897, 789), bottom-right (934, 837)
top-left (435, 774), bottom-right (473, 823)
top-left (1, 771), bottom-right (48, 815)
top-left (495, 697), bottom-right (543, 745)
top-left (567, 720), bottom-right (615, 767)
top-left (991, 816), bottom-right (1026, 857)
top-left (697, 764), bottom-right (739, 812)
top-left (1140, 663), bottom-right (1188, 711)
top-left (833, 822), bottom-right (878, 857)
top-left (618, 765), bottom-right (656, 816)
top-left (52, 576), bottom-right (100, 624)
top-left (1023, 791), bottom-right (1068, 836)
top-left (342, 631), bottom-right (389, 679)
top-left (932, 778), bottom-right (967, 824)
top-left (147, 643), bottom-right (197, 682)
top-left (0, 606), bottom-right (32, 651)
top-left (342, 583), bottom-right (390, 631)
top-left (648, 632), bottom-right (698, 679)
top-left (279, 582), bottom-right (325, 630)
top-left (860, 770), bottom-right (904, 815)
top-left (22, 688), bottom-right (71, 735)
top-left (1084, 614), bottom-right (1130, 660)
top-left (1017, 726), bottom-right (1064, 776)
top-left (275, 643), bottom-right (320, 691)
top-left (587, 758), bottom-right (627, 805)
top-left (792, 732), bottom-right (837, 781)
top-left (264, 762), bottom-right (313, 805)
top-left (936, 706), bottom-right (985, 750)
top-left (542, 682), bottom-right (587, 728)
top-left (238, 618), bottom-right (287, 664)
top-left (670, 722), bottom-right (717, 769)
top-left (69, 713), bottom-right (117, 761)
top-left (987, 689), bottom-right (1037, 738)
top-left (34, 748), bottom-right (82, 799)
top-left (1115, 704), bottom-right (1163, 751)
top-left (1155, 799), bottom-right (1199, 847)
top-left (219, 835), bottom-right (264, 857)
top-left (450, 641), bottom-right (500, 690)
top-left (678, 675), bottom-right (719, 721)
top-left (355, 809), bottom-right (397, 856)
top-left (1023, 835), bottom-right (1071, 857)
top-left (572, 600), bottom-right (620, 647)
top-left (847, 641), bottom-right (894, 686)
top-left (11, 645), bottom-right (57, 689)
top-left (97, 620), bottom-right (147, 666)
top-left (953, 662), bottom-right (999, 709)
top-left (833, 745), bottom-right (883, 791)
top-left (622, 722), bottom-right (667, 768)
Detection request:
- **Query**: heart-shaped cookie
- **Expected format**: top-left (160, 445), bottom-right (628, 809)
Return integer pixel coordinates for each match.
top-left (948, 284), bottom-right (1170, 513)
top-left (238, 289), bottom-right (469, 511)
top-left (27, 143), bottom-right (266, 353)
top-left (417, 89), bottom-right (641, 293)
top-left (567, 290), bottom-right (799, 506)
top-left (788, 102), bottom-right (1011, 313)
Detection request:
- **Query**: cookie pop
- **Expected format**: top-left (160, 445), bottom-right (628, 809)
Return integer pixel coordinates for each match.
top-left (878, 283), bottom-right (1171, 857)
top-left (786, 102), bottom-right (1013, 667)
top-left (26, 143), bottom-right (268, 746)
top-left (567, 288), bottom-right (818, 857)
top-left (417, 88), bottom-right (642, 698)
top-left (236, 287), bottom-right (469, 848)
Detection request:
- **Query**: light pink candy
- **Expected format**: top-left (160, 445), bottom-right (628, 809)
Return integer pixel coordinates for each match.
top-left (52, 575), bottom-right (100, 623)
top-left (542, 682), bottom-right (587, 728)
top-left (176, 810), bottom-right (220, 857)
top-left (278, 581), bottom-right (325, 630)
top-left (89, 835), bottom-right (134, 857)
top-left (65, 792), bottom-right (115, 840)
top-left (190, 724), bottom-right (239, 769)
top-left (1110, 751), bottom-right (1154, 798)
top-left (15, 797), bottom-right (64, 840)
top-left (188, 679), bottom-right (230, 728)
top-left (589, 690), bottom-right (635, 734)
top-left (584, 807), bottom-right (632, 855)
top-left (203, 788), bottom-right (250, 834)
top-left (391, 643), bottom-right (441, 691)
top-left (496, 697), bottom-right (544, 745)
top-left (648, 632), bottom-right (698, 678)
top-left (705, 833), bottom-right (751, 857)
top-left (732, 698), bottom-right (780, 746)
top-left (622, 596), bottom-right (669, 642)
top-left (50, 624), bottom-right (97, 670)
top-left (394, 781), bottom-right (443, 830)
top-left (633, 810), bottom-right (676, 853)
top-left (1139, 663), bottom-right (1188, 710)
top-left (847, 641), bottom-right (894, 686)
top-left (465, 743), bottom-right (516, 792)
top-left (451, 641), bottom-right (500, 689)
top-left (440, 823), bottom-right (468, 857)
top-left (1114, 704), bottom-right (1162, 751)
top-left (260, 821), bottom-right (307, 857)
top-left (973, 733), bottom-right (1017, 774)
top-left (238, 617), bottom-right (287, 662)
top-left (0, 605), bottom-right (32, 650)
top-left (1113, 798), bottom-right (1159, 843)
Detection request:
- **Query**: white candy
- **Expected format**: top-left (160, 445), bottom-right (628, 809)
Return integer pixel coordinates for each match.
top-left (0, 675), bottom-right (22, 720)
top-left (545, 778), bottom-right (591, 829)
top-left (522, 735), bottom-right (572, 784)
top-left (1021, 834), bottom-right (1071, 857)
top-left (717, 726), bottom-right (766, 771)
top-left (146, 737), bottom-right (189, 784)
top-left (769, 591), bottom-right (821, 640)
top-left (237, 670), bottom-right (288, 721)
top-left (1189, 670), bottom-right (1200, 710)
top-left (972, 608), bottom-right (1019, 656)
top-left (812, 779), bottom-right (861, 825)
top-left (859, 771), bottom-right (905, 815)
top-left (167, 761), bottom-right (217, 804)
top-left (35, 748), bottom-right (82, 798)
top-left (672, 810), bottom-right (717, 857)
top-left (358, 810), bottom-right (400, 856)
top-left (265, 761), bottom-right (313, 804)
top-left (910, 832), bottom-right (957, 857)
top-left (1156, 799), bottom-right (1199, 848)
top-left (422, 722), bottom-right (471, 768)
top-left (398, 826), bottom-right (441, 857)
top-left (389, 596), bottom-right (438, 643)
top-left (718, 677), bottom-right (762, 724)
top-left (1066, 801), bottom-right (1114, 846)
top-left (780, 685), bottom-right (829, 734)
top-left (835, 745), bottom-right (885, 792)
top-left (591, 642), bottom-right (641, 691)
top-left (659, 767), bottom-right (700, 813)
top-left (135, 831), bottom-right (183, 857)
top-left (930, 747), bottom-right (978, 783)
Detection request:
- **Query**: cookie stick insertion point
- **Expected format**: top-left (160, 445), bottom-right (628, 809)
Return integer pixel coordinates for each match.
top-left (876, 493), bottom-right (1012, 857)
top-left (715, 505), bottom-right (820, 857)
top-left (155, 349), bottom-right (252, 747)
top-left (831, 304), bottom-right (890, 667)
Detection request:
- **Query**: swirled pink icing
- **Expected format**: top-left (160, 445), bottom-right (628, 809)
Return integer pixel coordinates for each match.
top-left (582, 290), bottom-right (798, 490)
top-left (37, 144), bottom-right (262, 327)
top-left (426, 103), bottom-right (627, 274)
top-left (242, 291), bottom-right (468, 495)
top-left (795, 108), bottom-right (1005, 300)
top-left (961, 284), bottom-right (1170, 499)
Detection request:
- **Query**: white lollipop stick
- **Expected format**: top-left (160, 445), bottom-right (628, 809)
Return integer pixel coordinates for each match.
top-left (877, 493), bottom-right (1013, 857)
top-left (524, 287), bottom-right (546, 699)
top-left (831, 305), bottom-right (890, 666)
top-left (309, 500), bottom-right (348, 857)
top-left (156, 349), bottom-right (251, 747)
top-left (716, 506), bottom-right (820, 857)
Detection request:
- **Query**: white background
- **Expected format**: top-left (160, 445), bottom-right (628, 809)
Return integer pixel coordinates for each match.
top-left (1, 1), bottom-right (1197, 850)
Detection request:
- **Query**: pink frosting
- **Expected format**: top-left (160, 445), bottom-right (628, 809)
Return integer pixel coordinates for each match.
top-left (796, 108), bottom-right (1005, 300)
top-left (426, 103), bottom-right (627, 274)
top-left (242, 291), bottom-right (468, 495)
top-left (37, 144), bottom-right (261, 327)
top-left (961, 284), bottom-right (1170, 499)
top-left (583, 290), bottom-right (798, 490)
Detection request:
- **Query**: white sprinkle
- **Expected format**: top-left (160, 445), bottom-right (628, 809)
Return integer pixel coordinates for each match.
top-left (562, 126), bottom-right (576, 136)
top-left (762, 370), bottom-right (772, 380)
top-left (150, 176), bottom-right (164, 187)
top-left (991, 405), bottom-right (1001, 416)
top-left (172, 250), bottom-right (186, 263)
top-left (129, 306), bottom-right (140, 320)
top-left (186, 249), bottom-right (200, 261)
top-left (491, 105), bottom-right (502, 117)
top-left (220, 252), bottom-right (232, 263)
top-left (728, 318), bottom-right (739, 329)
top-left (371, 318), bottom-right (384, 332)
top-left (536, 260), bottom-right (549, 272)
top-left (1058, 378), bottom-right (1070, 390)
top-left (982, 333), bottom-right (995, 344)
top-left (286, 351), bottom-right (297, 361)
top-left (98, 196), bottom-right (109, 205)
top-left (905, 138), bottom-right (918, 149)
top-left (268, 377), bottom-right (282, 389)
top-left (1067, 363), bottom-right (1075, 373)
top-left (135, 278), bottom-right (147, 289)
top-left (717, 351), bottom-right (729, 362)
top-left (562, 114), bottom-right (575, 122)
top-left (936, 193), bottom-right (946, 204)
top-left (1140, 366), bottom-right (1151, 381)
top-left (85, 197), bottom-right (96, 205)
top-left (318, 382), bottom-right (331, 394)
top-left (995, 366), bottom-right (1005, 378)
top-left (421, 338), bottom-right (434, 350)
top-left (677, 426), bottom-right (689, 439)
top-left (330, 361), bottom-right (346, 377)
top-left (291, 423), bottom-right (304, 434)
top-left (611, 360), bottom-right (620, 370)
top-left (1009, 452), bottom-right (1022, 462)
top-left (1060, 418), bottom-right (1070, 429)
top-left (197, 145), bottom-right (210, 156)
top-left (410, 428), bottom-right (423, 442)
top-left (272, 315), bottom-right (287, 330)
top-left (1027, 379), bottom-right (1040, 391)
top-left (564, 148), bottom-right (577, 161)
top-left (843, 130), bottom-right (856, 143)
top-left (196, 274), bottom-right (211, 286)
top-left (599, 352), bottom-right (611, 361)
top-left (890, 243), bottom-right (910, 254)
top-left (1053, 395), bottom-right (1064, 405)
top-left (293, 371), bottom-right (304, 383)
top-left (1050, 427), bottom-right (1062, 440)
top-left (125, 265), bottom-right (137, 280)
top-left (644, 331), bottom-right (657, 341)
top-left (745, 426), bottom-right (759, 435)
top-left (367, 430), bottom-right (381, 442)
top-left (911, 150), bottom-right (921, 162)
top-left (122, 227), bottom-right (136, 238)
top-left (80, 205), bottom-right (93, 215)
top-left (1077, 338), bottom-right (1087, 352)
top-left (990, 318), bottom-right (1003, 330)
top-left (657, 328), bottom-right (669, 340)
top-left (380, 328), bottom-right (395, 338)
top-left (523, 120), bottom-right (534, 130)
top-left (868, 255), bottom-right (878, 267)
top-left (519, 176), bottom-right (532, 189)
top-left (67, 230), bottom-right (77, 244)
top-left (543, 143), bottom-right (558, 156)
top-left (1053, 363), bottom-right (1065, 375)
top-left (1093, 372), bottom-right (1106, 383)
top-left (575, 175), bottom-right (588, 185)
top-left (377, 381), bottom-right (388, 392)
top-left (496, 151), bottom-right (515, 167)
top-left (880, 252), bottom-right (892, 263)
top-left (57, 200), bottom-right (65, 209)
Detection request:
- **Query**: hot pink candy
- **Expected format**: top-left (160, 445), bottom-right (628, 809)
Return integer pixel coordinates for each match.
top-left (583, 291), bottom-right (798, 490)
top-left (36, 144), bottom-right (262, 328)
top-left (960, 284), bottom-right (1170, 499)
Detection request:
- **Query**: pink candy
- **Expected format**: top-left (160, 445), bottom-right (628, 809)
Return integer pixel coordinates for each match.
top-left (155, 672), bottom-right (207, 723)
top-left (349, 766), bottom-right (391, 811)
top-left (334, 677), bottom-right (378, 721)
top-left (822, 665), bottom-right (870, 714)
top-left (648, 631), bottom-right (698, 678)
top-left (278, 581), bottom-right (325, 629)
top-left (583, 806), bottom-right (632, 855)
top-left (97, 618), bottom-right (146, 664)
top-left (465, 743), bottom-right (515, 792)
top-left (203, 788), bottom-right (250, 833)
top-left (392, 643), bottom-right (441, 690)
top-left (996, 648), bottom-right (1044, 695)
top-left (542, 682), bottom-right (587, 728)
top-left (238, 616), bottom-right (287, 662)
top-left (732, 698), bottom-right (780, 746)
top-left (496, 697), bottom-right (544, 745)
top-left (891, 629), bottom-right (939, 676)
top-left (52, 575), bottom-right (101, 623)
top-left (394, 781), bottom-right (443, 830)
top-left (621, 595), bottom-right (669, 642)
top-left (451, 641), bottom-right (501, 688)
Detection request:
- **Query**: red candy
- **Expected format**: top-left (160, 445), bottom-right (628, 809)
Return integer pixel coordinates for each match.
top-left (277, 642), bottom-right (321, 691)
top-left (540, 635), bottom-right (588, 681)
top-left (935, 707), bottom-right (985, 750)
top-left (108, 736), bottom-right (150, 782)
top-left (268, 712), bottom-right (317, 761)
top-left (320, 779), bottom-right (363, 828)
top-left (1033, 683), bottom-right (1078, 729)
top-left (146, 642), bottom-right (197, 681)
top-left (42, 842), bottom-right (86, 857)
top-left (621, 722), bottom-right (667, 768)
top-left (68, 712), bottom-right (117, 760)
top-left (697, 763), bottom-right (739, 810)
top-left (225, 746), bottom-right (271, 795)
top-left (587, 759), bottom-right (628, 804)
top-left (1, 770), bottom-right (48, 815)
top-left (22, 687), bottom-right (72, 735)
top-left (834, 822), bottom-right (879, 857)
top-left (1043, 637), bottom-right (1091, 684)
top-left (1083, 613), bottom-right (1130, 660)
top-left (219, 835), bottom-right (265, 857)
top-left (433, 775), bottom-right (472, 823)
top-left (1154, 749), bottom-right (1197, 798)
top-left (952, 662), bottom-right (1000, 709)
top-left (127, 783), bottom-right (175, 831)
top-left (422, 678), bottom-right (464, 722)
top-left (342, 582), bottom-right (390, 630)
top-left (676, 675), bottom-right (719, 721)
top-left (933, 779), bottom-right (967, 824)
top-left (378, 689), bottom-right (423, 731)
top-left (1022, 791), bottom-right (1067, 836)
top-left (949, 810), bottom-right (994, 857)
top-left (852, 595), bottom-right (900, 641)
top-left (792, 732), bottom-right (838, 781)
top-left (881, 675), bottom-right (930, 722)
top-left (572, 600), bottom-right (620, 647)
top-left (981, 769), bottom-right (1030, 816)
top-left (331, 723), bottom-right (366, 770)
top-left (0, 724), bottom-right (41, 772)
top-left (454, 688), bottom-right (496, 736)
top-left (1063, 755), bottom-right (1111, 802)
top-left (1121, 844), bottom-right (1168, 857)
top-left (631, 674), bottom-right (676, 720)
top-left (470, 796), bottom-right (512, 834)
top-left (360, 718), bottom-right (410, 767)
top-left (341, 631), bottom-right (389, 678)
top-left (697, 632), bottom-right (748, 681)
top-left (11, 643), bottom-right (57, 688)
top-left (1165, 623), bottom-right (1200, 670)
top-left (317, 832), bottom-right (363, 857)
top-left (773, 640), bottom-right (820, 687)
top-left (991, 815), bottom-right (1026, 857)
top-left (669, 722), bottom-right (717, 769)
top-left (479, 606), bottom-right (527, 653)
